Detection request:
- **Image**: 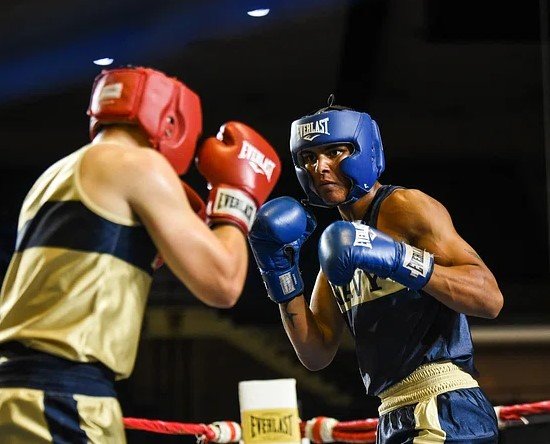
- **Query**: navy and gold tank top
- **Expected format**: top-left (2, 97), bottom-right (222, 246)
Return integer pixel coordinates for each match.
top-left (330, 185), bottom-right (476, 396)
top-left (0, 145), bottom-right (157, 379)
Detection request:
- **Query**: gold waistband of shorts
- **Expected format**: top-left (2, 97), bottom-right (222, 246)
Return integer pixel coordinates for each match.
top-left (378, 361), bottom-right (479, 415)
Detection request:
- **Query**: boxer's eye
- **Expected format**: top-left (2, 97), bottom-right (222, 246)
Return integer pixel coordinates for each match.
top-left (327, 145), bottom-right (352, 158)
top-left (326, 148), bottom-right (343, 158)
top-left (300, 151), bottom-right (317, 166)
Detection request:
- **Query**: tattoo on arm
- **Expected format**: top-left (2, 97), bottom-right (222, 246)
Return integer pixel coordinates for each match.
top-left (465, 249), bottom-right (483, 261)
top-left (282, 303), bottom-right (297, 328)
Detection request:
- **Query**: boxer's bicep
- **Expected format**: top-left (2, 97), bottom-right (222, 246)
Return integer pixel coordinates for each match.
top-left (407, 192), bottom-right (487, 268)
top-left (411, 192), bottom-right (503, 318)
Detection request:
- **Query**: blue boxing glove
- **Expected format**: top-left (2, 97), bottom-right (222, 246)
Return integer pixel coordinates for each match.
top-left (319, 221), bottom-right (434, 290)
top-left (248, 196), bottom-right (316, 303)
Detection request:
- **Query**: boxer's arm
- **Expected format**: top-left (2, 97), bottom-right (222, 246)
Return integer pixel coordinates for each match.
top-left (385, 189), bottom-right (503, 318)
top-left (86, 144), bottom-right (247, 308)
top-left (279, 270), bottom-right (345, 370)
top-left (133, 152), bottom-right (248, 308)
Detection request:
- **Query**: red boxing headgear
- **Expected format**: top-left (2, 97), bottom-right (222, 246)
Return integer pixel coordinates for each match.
top-left (87, 66), bottom-right (202, 175)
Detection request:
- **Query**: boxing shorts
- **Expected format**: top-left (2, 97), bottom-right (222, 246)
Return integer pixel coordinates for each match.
top-left (0, 341), bottom-right (126, 443)
top-left (377, 361), bottom-right (498, 443)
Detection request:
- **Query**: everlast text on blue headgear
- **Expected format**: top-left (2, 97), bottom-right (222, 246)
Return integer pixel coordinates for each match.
top-left (289, 106), bottom-right (385, 208)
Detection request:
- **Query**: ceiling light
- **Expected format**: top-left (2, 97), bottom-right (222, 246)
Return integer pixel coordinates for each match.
top-left (93, 58), bottom-right (114, 66)
top-left (247, 9), bottom-right (270, 17)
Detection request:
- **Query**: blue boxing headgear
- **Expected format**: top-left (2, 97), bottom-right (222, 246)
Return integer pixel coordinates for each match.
top-left (290, 104), bottom-right (385, 207)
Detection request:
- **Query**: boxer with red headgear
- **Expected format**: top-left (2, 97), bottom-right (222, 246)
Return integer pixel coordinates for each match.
top-left (0, 65), bottom-right (281, 443)
top-left (88, 66), bottom-right (202, 175)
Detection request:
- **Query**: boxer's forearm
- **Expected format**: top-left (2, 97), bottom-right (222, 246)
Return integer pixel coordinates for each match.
top-left (423, 264), bottom-right (503, 319)
top-left (279, 296), bottom-right (339, 371)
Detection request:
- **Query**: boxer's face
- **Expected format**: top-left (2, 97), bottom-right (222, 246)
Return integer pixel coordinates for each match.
top-left (299, 144), bottom-right (352, 205)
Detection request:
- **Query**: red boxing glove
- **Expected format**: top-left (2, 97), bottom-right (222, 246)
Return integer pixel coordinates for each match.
top-left (151, 180), bottom-right (206, 270)
top-left (196, 121), bottom-right (281, 233)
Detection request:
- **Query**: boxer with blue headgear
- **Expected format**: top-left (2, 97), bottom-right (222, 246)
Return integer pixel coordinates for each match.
top-left (248, 96), bottom-right (503, 443)
top-left (290, 99), bottom-right (385, 207)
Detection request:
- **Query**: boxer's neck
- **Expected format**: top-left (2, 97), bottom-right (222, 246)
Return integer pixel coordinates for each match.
top-left (93, 125), bottom-right (151, 149)
top-left (337, 182), bottom-right (382, 221)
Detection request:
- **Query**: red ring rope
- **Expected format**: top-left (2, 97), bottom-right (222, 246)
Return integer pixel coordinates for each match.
top-left (123, 399), bottom-right (550, 443)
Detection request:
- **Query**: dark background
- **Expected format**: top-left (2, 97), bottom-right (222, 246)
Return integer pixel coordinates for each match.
top-left (1, 0), bottom-right (550, 442)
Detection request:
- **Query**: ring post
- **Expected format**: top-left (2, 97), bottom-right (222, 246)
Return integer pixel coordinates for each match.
top-left (239, 378), bottom-right (301, 444)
